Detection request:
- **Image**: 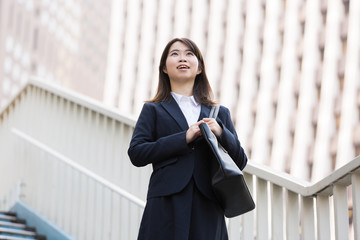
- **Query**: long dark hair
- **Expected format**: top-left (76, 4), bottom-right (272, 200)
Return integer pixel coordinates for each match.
top-left (147, 38), bottom-right (215, 106)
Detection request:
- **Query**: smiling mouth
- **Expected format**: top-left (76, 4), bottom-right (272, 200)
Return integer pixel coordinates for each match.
top-left (177, 65), bottom-right (190, 69)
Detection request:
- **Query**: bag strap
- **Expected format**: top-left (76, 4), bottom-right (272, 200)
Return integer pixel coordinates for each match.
top-left (209, 105), bottom-right (220, 119)
top-left (209, 105), bottom-right (224, 148)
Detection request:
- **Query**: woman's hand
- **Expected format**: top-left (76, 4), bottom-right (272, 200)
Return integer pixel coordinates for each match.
top-left (186, 120), bottom-right (204, 143)
top-left (202, 118), bottom-right (223, 137)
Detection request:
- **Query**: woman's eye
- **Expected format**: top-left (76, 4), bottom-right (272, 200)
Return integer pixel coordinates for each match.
top-left (186, 52), bottom-right (194, 56)
top-left (170, 52), bottom-right (178, 56)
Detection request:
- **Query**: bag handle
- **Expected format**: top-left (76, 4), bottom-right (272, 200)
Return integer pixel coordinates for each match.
top-left (208, 105), bottom-right (226, 150)
top-left (209, 105), bottom-right (220, 119)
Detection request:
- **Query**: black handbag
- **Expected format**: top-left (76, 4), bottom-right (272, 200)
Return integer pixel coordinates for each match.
top-left (199, 105), bottom-right (255, 218)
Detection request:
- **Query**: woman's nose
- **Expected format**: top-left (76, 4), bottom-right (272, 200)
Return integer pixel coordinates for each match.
top-left (179, 54), bottom-right (187, 61)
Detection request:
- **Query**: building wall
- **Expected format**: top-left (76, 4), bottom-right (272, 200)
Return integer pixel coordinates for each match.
top-left (1, 0), bottom-right (360, 182)
top-left (0, 0), bottom-right (112, 108)
top-left (105, 0), bottom-right (360, 182)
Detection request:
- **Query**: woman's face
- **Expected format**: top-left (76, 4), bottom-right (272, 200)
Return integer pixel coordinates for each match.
top-left (164, 41), bottom-right (202, 84)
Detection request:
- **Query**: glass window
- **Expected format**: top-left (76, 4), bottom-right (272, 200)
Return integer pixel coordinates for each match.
top-left (12, 64), bottom-right (20, 80)
top-left (50, 1), bottom-right (58, 13)
top-left (14, 44), bottom-right (22, 60)
top-left (2, 78), bottom-right (11, 94)
top-left (41, 11), bottom-right (49, 26)
top-left (26, 0), bottom-right (34, 11)
top-left (33, 28), bottom-right (38, 50)
top-left (22, 52), bottom-right (30, 68)
top-left (21, 73), bottom-right (28, 84)
top-left (6, 37), bottom-right (14, 53)
top-left (11, 86), bottom-right (18, 95)
top-left (4, 57), bottom-right (12, 74)
top-left (42, 0), bottom-right (49, 7)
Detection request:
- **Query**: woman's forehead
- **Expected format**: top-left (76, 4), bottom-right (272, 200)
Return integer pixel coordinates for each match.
top-left (169, 41), bottom-right (192, 51)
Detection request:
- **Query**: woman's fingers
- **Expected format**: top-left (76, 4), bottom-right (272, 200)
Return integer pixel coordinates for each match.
top-left (186, 120), bottom-right (204, 143)
top-left (202, 118), bottom-right (223, 137)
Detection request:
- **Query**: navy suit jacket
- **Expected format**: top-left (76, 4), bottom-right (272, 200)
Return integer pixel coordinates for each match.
top-left (128, 97), bottom-right (247, 201)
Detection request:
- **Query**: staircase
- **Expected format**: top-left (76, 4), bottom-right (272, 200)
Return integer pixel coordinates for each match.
top-left (0, 212), bottom-right (46, 240)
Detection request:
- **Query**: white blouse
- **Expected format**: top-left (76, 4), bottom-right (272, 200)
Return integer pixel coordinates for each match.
top-left (171, 92), bottom-right (201, 127)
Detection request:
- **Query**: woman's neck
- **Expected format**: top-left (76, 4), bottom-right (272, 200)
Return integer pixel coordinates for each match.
top-left (170, 80), bottom-right (194, 97)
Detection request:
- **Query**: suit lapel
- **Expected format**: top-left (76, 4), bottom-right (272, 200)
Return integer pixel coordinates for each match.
top-left (160, 97), bottom-right (189, 131)
top-left (161, 97), bottom-right (213, 130)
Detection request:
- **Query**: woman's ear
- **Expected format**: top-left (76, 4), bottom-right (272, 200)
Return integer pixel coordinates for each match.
top-left (163, 66), bottom-right (168, 74)
top-left (197, 67), bottom-right (202, 75)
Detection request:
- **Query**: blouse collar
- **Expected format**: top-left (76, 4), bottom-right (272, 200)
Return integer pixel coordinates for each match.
top-left (171, 92), bottom-right (200, 106)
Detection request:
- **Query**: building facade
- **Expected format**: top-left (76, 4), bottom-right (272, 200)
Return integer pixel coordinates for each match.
top-left (0, 0), bottom-right (112, 107)
top-left (104, 0), bottom-right (360, 182)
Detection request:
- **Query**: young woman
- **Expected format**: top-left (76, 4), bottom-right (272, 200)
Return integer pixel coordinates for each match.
top-left (128, 38), bottom-right (248, 240)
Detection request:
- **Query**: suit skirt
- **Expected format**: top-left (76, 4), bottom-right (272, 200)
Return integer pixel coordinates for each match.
top-left (137, 178), bottom-right (228, 240)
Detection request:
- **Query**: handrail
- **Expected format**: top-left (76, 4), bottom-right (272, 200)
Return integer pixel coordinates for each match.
top-left (0, 81), bottom-right (29, 115)
top-left (29, 78), bottom-right (138, 127)
top-left (0, 78), bottom-right (137, 127)
top-left (245, 155), bottom-right (360, 197)
top-left (11, 128), bottom-right (146, 208)
top-left (307, 156), bottom-right (360, 195)
top-left (244, 161), bottom-right (311, 193)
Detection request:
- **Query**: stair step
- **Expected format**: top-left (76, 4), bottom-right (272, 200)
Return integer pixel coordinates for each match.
top-left (0, 213), bottom-right (16, 217)
top-left (0, 233), bottom-right (36, 240)
top-left (0, 226), bottom-right (35, 232)
top-left (0, 215), bottom-right (17, 222)
top-left (0, 232), bottom-right (46, 240)
top-left (0, 214), bottom-right (25, 226)
top-left (0, 222), bottom-right (26, 230)
top-left (0, 227), bottom-right (36, 237)
top-left (0, 212), bottom-right (46, 240)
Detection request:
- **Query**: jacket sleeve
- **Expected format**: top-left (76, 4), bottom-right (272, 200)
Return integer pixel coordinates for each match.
top-left (217, 106), bottom-right (248, 170)
top-left (128, 103), bottom-right (192, 167)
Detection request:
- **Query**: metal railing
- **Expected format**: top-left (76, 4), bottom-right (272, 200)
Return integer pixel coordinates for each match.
top-left (1, 79), bottom-right (359, 239)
